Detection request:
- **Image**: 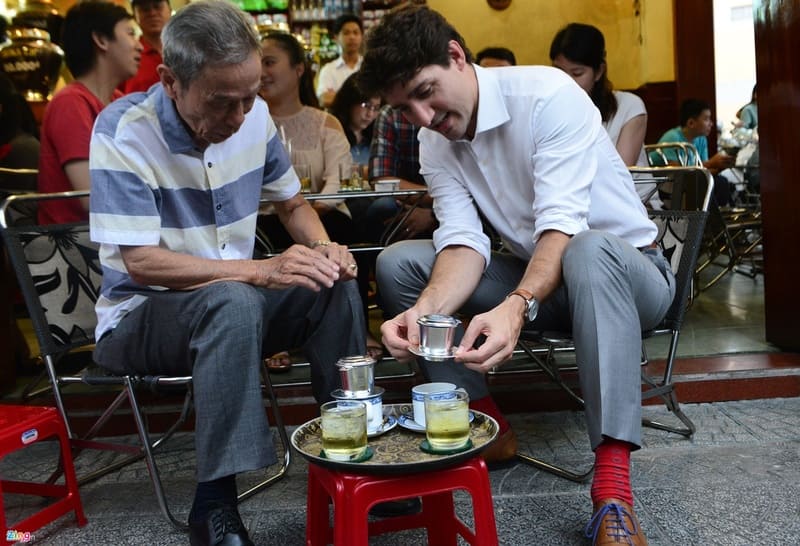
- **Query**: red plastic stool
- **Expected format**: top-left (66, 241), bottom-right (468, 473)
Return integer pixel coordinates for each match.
top-left (1, 405), bottom-right (87, 545)
top-left (305, 456), bottom-right (498, 546)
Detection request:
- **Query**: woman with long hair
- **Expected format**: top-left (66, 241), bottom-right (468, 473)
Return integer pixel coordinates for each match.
top-left (258, 33), bottom-right (383, 365)
top-left (549, 23), bottom-right (647, 168)
top-left (258, 31), bottom-right (353, 248)
top-left (329, 72), bottom-right (381, 166)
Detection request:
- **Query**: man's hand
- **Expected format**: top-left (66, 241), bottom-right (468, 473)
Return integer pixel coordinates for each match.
top-left (254, 243), bottom-right (354, 290)
top-left (313, 241), bottom-right (358, 281)
top-left (380, 307), bottom-right (425, 361)
top-left (391, 206), bottom-right (437, 239)
top-left (454, 296), bottom-right (525, 373)
top-left (705, 152), bottom-right (735, 174)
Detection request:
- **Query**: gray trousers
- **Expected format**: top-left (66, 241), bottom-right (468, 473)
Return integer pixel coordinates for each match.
top-left (376, 231), bottom-right (675, 449)
top-left (94, 280), bottom-right (365, 481)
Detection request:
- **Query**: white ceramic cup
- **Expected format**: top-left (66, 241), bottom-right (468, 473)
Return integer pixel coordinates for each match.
top-left (411, 382), bottom-right (456, 427)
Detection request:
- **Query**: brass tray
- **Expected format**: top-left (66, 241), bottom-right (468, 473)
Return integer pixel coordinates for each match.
top-left (291, 404), bottom-right (498, 475)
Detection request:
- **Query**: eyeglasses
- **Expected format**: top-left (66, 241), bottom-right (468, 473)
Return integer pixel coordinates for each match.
top-left (359, 102), bottom-right (382, 113)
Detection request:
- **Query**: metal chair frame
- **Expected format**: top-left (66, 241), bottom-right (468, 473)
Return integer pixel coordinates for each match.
top-left (1, 191), bottom-right (291, 531)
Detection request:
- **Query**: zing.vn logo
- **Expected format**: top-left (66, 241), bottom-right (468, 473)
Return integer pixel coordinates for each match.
top-left (6, 530), bottom-right (34, 542)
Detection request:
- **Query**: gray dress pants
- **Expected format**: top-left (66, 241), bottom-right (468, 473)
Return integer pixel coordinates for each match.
top-left (376, 230), bottom-right (675, 449)
top-left (94, 280), bottom-right (365, 481)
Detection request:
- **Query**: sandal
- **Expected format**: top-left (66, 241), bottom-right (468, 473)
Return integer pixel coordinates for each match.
top-left (265, 351), bottom-right (292, 373)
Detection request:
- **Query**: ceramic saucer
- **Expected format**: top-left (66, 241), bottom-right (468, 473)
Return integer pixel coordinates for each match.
top-left (397, 411), bottom-right (475, 433)
top-left (368, 415), bottom-right (398, 438)
top-left (408, 344), bottom-right (456, 362)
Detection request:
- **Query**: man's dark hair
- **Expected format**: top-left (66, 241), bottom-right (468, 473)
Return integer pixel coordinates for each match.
top-left (679, 98), bottom-right (711, 127)
top-left (358, 5), bottom-right (472, 97)
top-left (61, 0), bottom-right (132, 78)
top-left (476, 47), bottom-right (516, 66)
top-left (333, 13), bottom-right (362, 35)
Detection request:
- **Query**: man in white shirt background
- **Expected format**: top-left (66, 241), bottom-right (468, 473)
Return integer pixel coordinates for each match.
top-left (316, 13), bottom-right (362, 109)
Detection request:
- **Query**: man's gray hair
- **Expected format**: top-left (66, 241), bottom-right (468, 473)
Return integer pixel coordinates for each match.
top-left (162, 0), bottom-right (260, 86)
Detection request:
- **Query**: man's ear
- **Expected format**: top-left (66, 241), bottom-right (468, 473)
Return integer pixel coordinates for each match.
top-left (158, 64), bottom-right (178, 99)
top-left (448, 40), bottom-right (468, 69)
top-left (91, 31), bottom-right (110, 54)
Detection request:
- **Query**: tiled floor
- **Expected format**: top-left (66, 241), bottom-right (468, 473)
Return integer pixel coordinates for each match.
top-left (3, 397), bottom-right (799, 545)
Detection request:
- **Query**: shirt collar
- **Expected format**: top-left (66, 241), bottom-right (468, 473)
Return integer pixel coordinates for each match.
top-left (334, 55), bottom-right (363, 69)
top-left (472, 64), bottom-right (511, 137)
top-left (153, 85), bottom-right (199, 154)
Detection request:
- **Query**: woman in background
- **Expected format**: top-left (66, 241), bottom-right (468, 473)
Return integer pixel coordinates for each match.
top-left (550, 23), bottom-right (646, 166)
top-left (258, 32), bottom-right (352, 247)
top-left (329, 72), bottom-right (381, 167)
top-left (550, 22), bottom-right (658, 206)
top-left (258, 33), bottom-right (382, 365)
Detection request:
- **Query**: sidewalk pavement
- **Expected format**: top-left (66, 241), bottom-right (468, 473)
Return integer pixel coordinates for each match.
top-left (3, 397), bottom-right (799, 545)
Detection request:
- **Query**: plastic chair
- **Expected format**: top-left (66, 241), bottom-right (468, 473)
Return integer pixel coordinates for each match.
top-left (305, 456), bottom-right (498, 546)
top-left (0, 404), bottom-right (87, 544)
top-left (0, 191), bottom-right (291, 531)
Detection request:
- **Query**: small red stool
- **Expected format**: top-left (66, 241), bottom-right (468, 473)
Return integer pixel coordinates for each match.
top-left (305, 456), bottom-right (498, 546)
top-left (0, 405), bottom-right (87, 545)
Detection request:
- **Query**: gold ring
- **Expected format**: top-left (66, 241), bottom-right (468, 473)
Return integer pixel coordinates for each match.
top-left (349, 263), bottom-right (357, 270)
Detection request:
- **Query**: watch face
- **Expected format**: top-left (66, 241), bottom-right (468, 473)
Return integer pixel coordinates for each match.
top-left (526, 299), bottom-right (539, 322)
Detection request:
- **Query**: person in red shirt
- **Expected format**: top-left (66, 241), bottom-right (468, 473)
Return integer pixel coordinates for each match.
top-left (37, 1), bottom-right (142, 224)
top-left (120, 0), bottom-right (171, 94)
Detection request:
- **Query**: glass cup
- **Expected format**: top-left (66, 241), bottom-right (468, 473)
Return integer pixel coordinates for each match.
top-left (424, 390), bottom-right (471, 450)
top-left (411, 382), bottom-right (457, 427)
top-left (339, 163), bottom-right (363, 190)
top-left (295, 163), bottom-right (311, 193)
top-left (320, 400), bottom-right (367, 461)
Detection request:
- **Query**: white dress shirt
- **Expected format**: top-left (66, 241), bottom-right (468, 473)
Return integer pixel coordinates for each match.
top-left (315, 55), bottom-right (363, 99)
top-left (419, 65), bottom-right (656, 267)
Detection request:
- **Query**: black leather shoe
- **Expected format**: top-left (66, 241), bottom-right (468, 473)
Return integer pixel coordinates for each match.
top-left (368, 497), bottom-right (423, 518)
top-left (189, 505), bottom-right (254, 546)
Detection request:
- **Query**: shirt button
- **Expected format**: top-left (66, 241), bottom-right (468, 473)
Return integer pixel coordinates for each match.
top-left (216, 204), bottom-right (222, 211)
top-left (207, 162), bottom-right (212, 168)
top-left (221, 243), bottom-right (226, 250)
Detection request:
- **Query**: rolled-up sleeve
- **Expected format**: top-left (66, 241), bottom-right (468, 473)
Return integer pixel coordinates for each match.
top-left (529, 83), bottom-right (599, 243)
top-left (421, 149), bottom-right (492, 268)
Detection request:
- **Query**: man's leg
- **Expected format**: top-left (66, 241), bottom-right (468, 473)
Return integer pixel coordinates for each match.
top-left (560, 230), bottom-right (674, 546)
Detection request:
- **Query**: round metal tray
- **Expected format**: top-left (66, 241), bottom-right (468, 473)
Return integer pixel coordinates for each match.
top-left (290, 404), bottom-right (498, 475)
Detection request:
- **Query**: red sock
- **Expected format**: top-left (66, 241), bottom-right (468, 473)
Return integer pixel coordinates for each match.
top-left (591, 438), bottom-right (634, 506)
top-left (469, 396), bottom-right (510, 434)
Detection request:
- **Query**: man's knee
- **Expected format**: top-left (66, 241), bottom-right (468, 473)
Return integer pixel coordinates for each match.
top-left (562, 231), bottom-right (623, 284)
top-left (201, 281), bottom-right (264, 328)
top-left (376, 241), bottom-right (434, 284)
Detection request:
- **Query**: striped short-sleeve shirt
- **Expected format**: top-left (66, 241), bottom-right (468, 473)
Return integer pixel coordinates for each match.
top-left (89, 85), bottom-right (299, 339)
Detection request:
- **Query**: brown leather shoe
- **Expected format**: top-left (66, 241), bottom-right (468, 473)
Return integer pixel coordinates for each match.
top-left (481, 428), bottom-right (517, 465)
top-left (585, 499), bottom-right (647, 546)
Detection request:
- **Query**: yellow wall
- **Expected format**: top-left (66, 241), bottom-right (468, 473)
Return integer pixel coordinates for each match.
top-left (427, 0), bottom-right (674, 89)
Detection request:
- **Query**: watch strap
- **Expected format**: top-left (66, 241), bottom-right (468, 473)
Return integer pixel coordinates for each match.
top-left (508, 288), bottom-right (534, 302)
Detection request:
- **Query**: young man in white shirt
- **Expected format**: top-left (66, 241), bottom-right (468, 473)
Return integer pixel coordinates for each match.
top-left (359, 6), bottom-right (673, 546)
top-left (316, 14), bottom-right (362, 109)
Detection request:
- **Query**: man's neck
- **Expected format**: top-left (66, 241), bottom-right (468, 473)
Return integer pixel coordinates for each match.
top-left (341, 50), bottom-right (360, 67)
top-left (143, 33), bottom-right (163, 54)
